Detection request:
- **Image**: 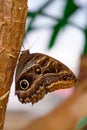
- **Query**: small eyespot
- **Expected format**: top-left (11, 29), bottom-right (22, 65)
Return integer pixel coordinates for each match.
top-left (62, 76), bottom-right (67, 81)
top-left (35, 68), bottom-right (41, 74)
top-left (20, 79), bottom-right (29, 90)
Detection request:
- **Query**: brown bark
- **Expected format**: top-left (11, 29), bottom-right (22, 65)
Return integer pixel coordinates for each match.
top-left (0, 0), bottom-right (28, 129)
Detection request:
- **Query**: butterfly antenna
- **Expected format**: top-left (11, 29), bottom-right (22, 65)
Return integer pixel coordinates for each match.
top-left (22, 35), bottom-right (40, 51)
top-left (22, 43), bottom-right (25, 50)
top-left (30, 36), bottom-right (40, 50)
top-left (25, 36), bottom-right (30, 50)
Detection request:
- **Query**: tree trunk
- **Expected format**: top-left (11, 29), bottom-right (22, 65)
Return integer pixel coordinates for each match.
top-left (0, 0), bottom-right (28, 129)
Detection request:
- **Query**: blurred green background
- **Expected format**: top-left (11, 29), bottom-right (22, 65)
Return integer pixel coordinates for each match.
top-left (26, 0), bottom-right (87, 54)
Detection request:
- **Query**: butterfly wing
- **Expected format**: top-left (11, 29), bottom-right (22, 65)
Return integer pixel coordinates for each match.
top-left (15, 50), bottom-right (77, 104)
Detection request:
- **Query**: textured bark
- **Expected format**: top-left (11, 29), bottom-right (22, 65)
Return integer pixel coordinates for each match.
top-left (77, 54), bottom-right (87, 130)
top-left (78, 55), bottom-right (87, 83)
top-left (0, 0), bottom-right (28, 129)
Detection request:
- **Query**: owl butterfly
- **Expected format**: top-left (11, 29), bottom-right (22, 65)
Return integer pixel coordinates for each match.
top-left (15, 50), bottom-right (77, 104)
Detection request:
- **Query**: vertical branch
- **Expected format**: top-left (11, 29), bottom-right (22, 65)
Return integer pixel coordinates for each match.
top-left (0, 0), bottom-right (28, 129)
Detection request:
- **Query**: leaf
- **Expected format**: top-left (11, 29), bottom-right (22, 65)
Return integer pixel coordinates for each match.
top-left (48, 20), bottom-right (67, 49)
top-left (63, 0), bottom-right (78, 20)
top-left (48, 0), bottom-right (78, 49)
top-left (83, 28), bottom-right (87, 54)
top-left (27, 11), bottom-right (36, 18)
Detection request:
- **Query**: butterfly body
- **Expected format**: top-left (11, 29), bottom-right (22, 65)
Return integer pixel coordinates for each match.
top-left (15, 50), bottom-right (77, 104)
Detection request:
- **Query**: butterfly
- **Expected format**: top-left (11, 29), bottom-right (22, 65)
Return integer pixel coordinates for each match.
top-left (15, 50), bottom-right (77, 104)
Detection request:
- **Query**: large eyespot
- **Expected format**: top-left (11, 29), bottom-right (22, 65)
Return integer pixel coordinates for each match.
top-left (20, 79), bottom-right (29, 90)
top-left (35, 67), bottom-right (41, 74)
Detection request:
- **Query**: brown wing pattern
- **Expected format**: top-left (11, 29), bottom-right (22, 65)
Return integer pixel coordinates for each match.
top-left (15, 50), bottom-right (77, 104)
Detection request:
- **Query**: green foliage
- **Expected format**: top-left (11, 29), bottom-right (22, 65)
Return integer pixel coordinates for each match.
top-left (63, 0), bottom-right (78, 20)
top-left (75, 117), bottom-right (87, 130)
top-left (83, 28), bottom-right (87, 54)
top-left (26, 0), bottom-right (87, 54)
top-left (48, 0), bottom-right (78, 49)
